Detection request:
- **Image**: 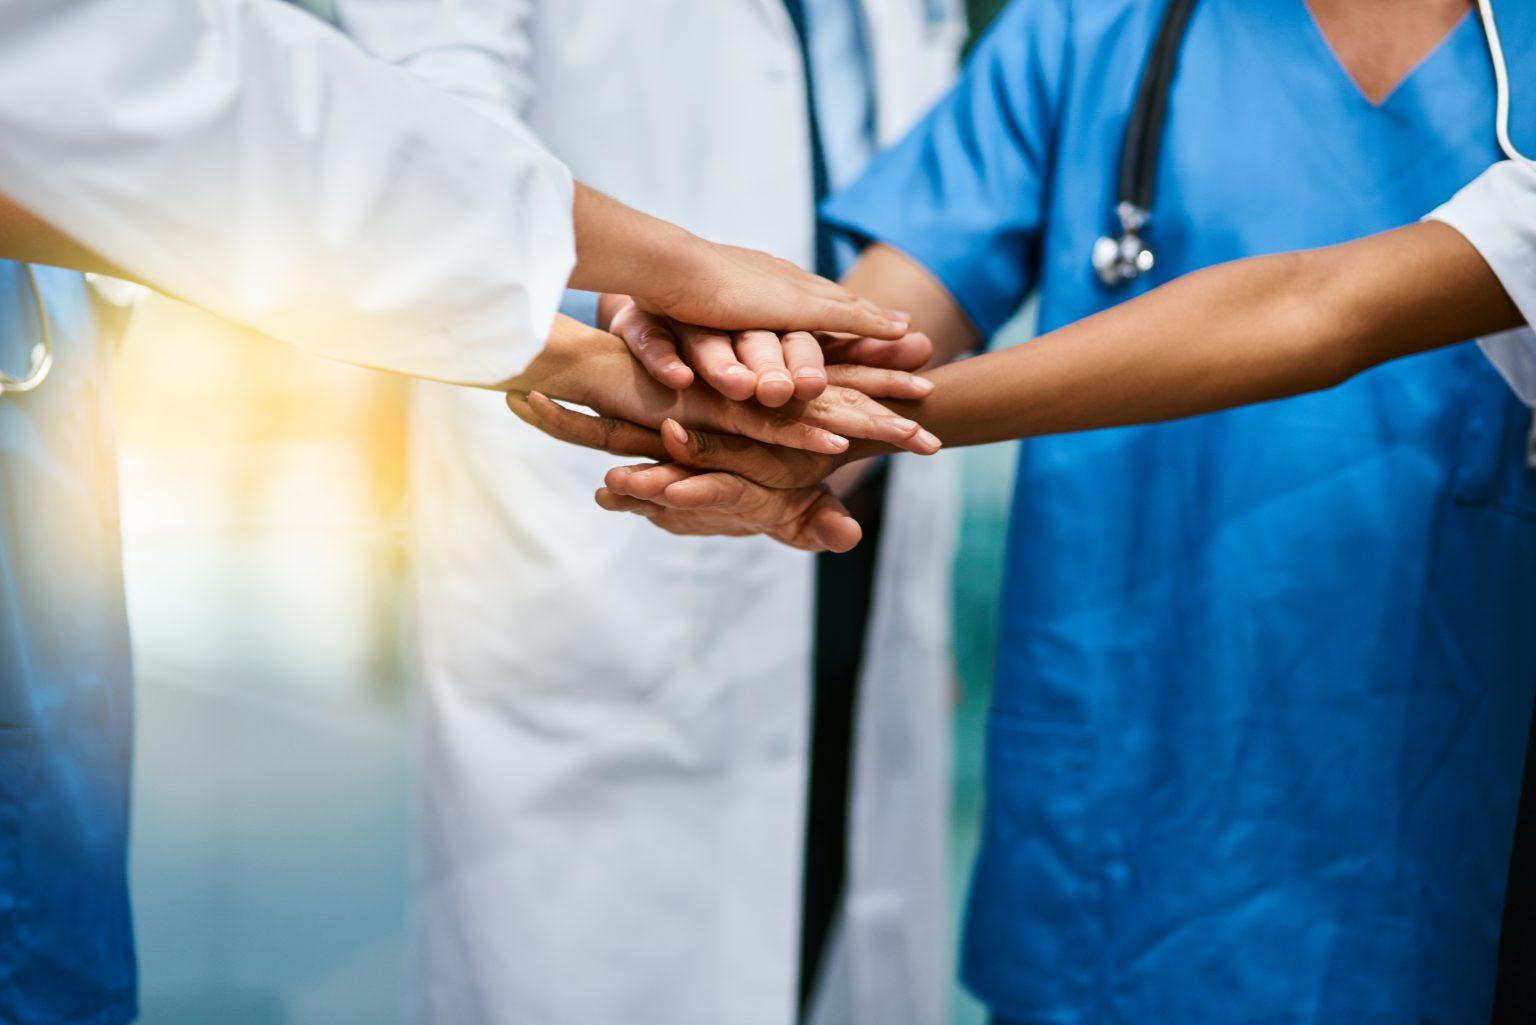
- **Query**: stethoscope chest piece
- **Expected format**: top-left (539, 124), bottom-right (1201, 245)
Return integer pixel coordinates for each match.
top-left (1093, 202), bottom-right (1156, 287)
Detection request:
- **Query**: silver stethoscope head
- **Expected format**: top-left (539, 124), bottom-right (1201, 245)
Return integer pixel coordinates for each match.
top-left (0, 266), bottom-right (54, 397)
top-left (1092, 202), bottom-right (1156, 287)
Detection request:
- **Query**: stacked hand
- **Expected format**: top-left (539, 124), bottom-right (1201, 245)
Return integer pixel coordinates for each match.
top-left (508, 311), bottom-right (937, 553)
top-left (515, 228), bottom-right (939, 553)
top-left (603, 296), bottom-right (935, 404)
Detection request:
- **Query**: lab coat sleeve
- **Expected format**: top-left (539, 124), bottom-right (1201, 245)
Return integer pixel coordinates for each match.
top-left (1426, 160), bottom-right (1536, 405)
top-left (334, 0), bottom-right (536, 125)
top-left (820, 0), bottom-right (1072, 338)
top-left (0, 0), bottom-right (574, 388)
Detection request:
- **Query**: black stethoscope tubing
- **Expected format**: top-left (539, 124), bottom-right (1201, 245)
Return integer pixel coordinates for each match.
top-left (1097, 0), bottom-right (1531, 290)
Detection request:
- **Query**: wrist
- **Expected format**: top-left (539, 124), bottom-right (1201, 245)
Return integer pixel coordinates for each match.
top-left (568, 183), bottom-right (703, 302)
top-left (509, 314), bottom-right (629, 407)
top-left (625, 227), bottom-right (709, 311)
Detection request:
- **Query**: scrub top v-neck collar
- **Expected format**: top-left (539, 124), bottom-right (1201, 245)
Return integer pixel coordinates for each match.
top-left (1297, 1), bottom-right (1476, 111)
top-left (1243, 1), bottom-right (1493, 191)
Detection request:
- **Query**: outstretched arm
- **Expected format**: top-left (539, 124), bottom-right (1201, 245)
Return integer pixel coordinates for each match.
top-left (879, 220), bottom-right (1521, 448)
top-left (0, 0), bottom-right (905, 391)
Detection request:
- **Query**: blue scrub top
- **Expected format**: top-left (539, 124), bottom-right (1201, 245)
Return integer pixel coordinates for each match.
top-left (825, 1), bottom-right (1536, 1022)
top-left (0, 263), bottom-right (136, 1025)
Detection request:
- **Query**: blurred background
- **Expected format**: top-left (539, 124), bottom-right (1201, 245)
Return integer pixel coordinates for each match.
top-left (121, 3), bottom-right (1014, 1024)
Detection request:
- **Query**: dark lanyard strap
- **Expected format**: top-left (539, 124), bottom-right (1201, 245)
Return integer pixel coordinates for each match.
top-left (780, 0), bottom-right (840, 279)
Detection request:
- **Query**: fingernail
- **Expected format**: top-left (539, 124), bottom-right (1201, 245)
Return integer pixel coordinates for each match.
top-left (912, 377), bottom-right (935, 395)
top-left (664, 361), bottom-right (688, 375)
top-left (761, 370), bottom-right (792, 385)
top-left (794, 368), bottom-right (826, 382)
top-left (887, 417), bottom-right (919, 435)
top-left (819, 431), bottom-right (850, 453)
top-left (726, 365), bottom-right (753, 377)
top-left (917, 430), bottom-right (942, 452)
top-left (662, 419), bottom-right (688, 446)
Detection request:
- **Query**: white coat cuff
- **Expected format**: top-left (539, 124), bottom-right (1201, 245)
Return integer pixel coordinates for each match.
top-left (1426, 161), bottom-right (1536, 405)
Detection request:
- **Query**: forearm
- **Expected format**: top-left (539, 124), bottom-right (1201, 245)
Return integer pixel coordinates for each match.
top-left (566, 184), bottom-right (700, 297)
top-left (870, 221), bottom-right (1523, 450)
top-left (0, 194), bottom-right (128, 278)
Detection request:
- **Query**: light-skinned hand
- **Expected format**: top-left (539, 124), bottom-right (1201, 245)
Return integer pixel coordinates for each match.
top-left (602, 296), bottom-right (934, 405)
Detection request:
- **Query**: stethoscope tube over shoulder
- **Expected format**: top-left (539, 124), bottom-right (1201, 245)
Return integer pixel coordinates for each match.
top-left (1093, 0), bottom-right (1200, 288)
top-left (0, 266), bottom-right (54, 397)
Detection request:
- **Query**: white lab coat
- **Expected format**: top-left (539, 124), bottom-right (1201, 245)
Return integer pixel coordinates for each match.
top-left (0, 0), bottom-right (574, 386)
top-left (336, 2), bottom-right (965, 1023)
top-left (1428, 160), bottom-right (1536, 404)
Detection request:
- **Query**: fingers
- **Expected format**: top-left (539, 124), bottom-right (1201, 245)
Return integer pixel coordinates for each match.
top-left (512, 391), bottom-right (668, 460)
top-left (605, 427), bottom-right (823, 499)
top-left (822, 331), bottom-right (934, 372)
top-left (824, 364), bottom-right (935, 401)
top-left (599, 463), bottom-right (862, 553)
top-left (795, 388), bottom-right (943, 455)
top-left (677, 323), bottom-right (757, 401)
top-left (653, 474), bottom-right (862, 554)
top-left (659, 472), bottom-right (753, 510)
top-left (809, 288), bottom-right (911, 341)
top-left (802, 492), bottom-right (862, 554)
top-left (612, 306), bottom-right (693, 389)
top-left (780, 331), bottom-right (828, 401)
top-left (717, 403), bottom-right (850, 455)
top-left (660, 418), bottom-right (832, 489)
top-left (594, 487), bottom-right (660, 517)
top-left (603, 461), bottom-right (696, 501)
top-left (734, 329), bottom-right (796, 407)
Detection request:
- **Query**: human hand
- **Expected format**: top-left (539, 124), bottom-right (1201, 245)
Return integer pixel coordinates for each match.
top-left (507, 316), bottom-right (941, 456)
top-left (630, 237), bottom-right (911, 343)
top-left (568, 184), bottom-right (909, 345)
top-left (512, 395), bottom-right (860, 552)
top-left (604, 296), bottom-right (935, 404)
top-left (599, 461), bottom-right (863, 553)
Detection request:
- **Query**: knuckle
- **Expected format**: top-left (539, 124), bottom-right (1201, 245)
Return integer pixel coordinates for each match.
top-left (766, 412), bottom-right (800, 435)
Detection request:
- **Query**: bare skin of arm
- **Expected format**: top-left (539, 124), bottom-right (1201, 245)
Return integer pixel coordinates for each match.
top-left (0, 194), bottom-right (128, 278)
top-left (879, 221), bottom-right (1520, 446)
